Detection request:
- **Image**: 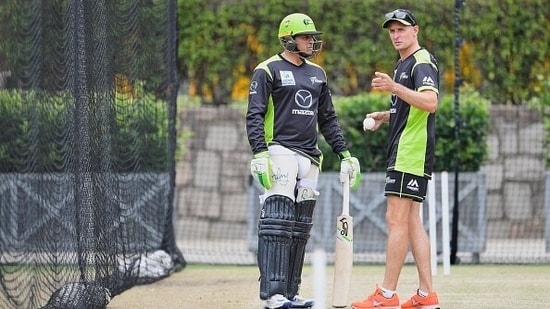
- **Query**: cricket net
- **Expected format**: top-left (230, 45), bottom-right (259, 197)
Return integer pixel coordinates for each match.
top-left (0, 1), bottom-right (184, 308)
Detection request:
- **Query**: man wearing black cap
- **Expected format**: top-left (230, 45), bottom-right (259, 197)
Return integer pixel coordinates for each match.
top-left (351, 9), bottom-right (440, 309)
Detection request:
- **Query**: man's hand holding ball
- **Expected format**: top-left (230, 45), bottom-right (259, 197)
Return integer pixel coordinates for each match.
top-left (363, 117), bottom-right (375, 131)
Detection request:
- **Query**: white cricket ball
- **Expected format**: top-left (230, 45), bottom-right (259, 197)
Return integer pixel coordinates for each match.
top-left (363, 117), bottom-right (375, 131)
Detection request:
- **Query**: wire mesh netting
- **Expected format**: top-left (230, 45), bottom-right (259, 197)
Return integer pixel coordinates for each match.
top-left (0, 1), bottom-right (183, 308)
top-left (175, 106), bottom-right (550, 267)
top-left (2, 1), bottom-right (550, 308)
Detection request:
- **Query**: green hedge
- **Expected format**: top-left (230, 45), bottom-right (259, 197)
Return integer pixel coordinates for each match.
top-left (0, 89), bottom-right (171, 173)
top-left (320, 86), bottom-right (489, 172)
top-left (528, 75), bottom-right (550, 168)
top-left (0, 91), bottom-right (67, 172)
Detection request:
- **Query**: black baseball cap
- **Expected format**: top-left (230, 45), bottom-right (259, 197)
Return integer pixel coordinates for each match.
top-left (382, 9), bottom-right (418, 28)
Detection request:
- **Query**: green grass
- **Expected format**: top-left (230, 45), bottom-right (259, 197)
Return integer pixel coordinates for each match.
top-left (109, 263), bottom-right (550, 308)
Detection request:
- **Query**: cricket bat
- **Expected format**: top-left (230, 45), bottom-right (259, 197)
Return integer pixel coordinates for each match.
top-left (331, 174), bottom-right (353, 308)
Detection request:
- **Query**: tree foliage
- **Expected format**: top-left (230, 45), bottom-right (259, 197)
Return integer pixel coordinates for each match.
top-left (461, 0), bottom-right (549, 104)
top-left (176, 0), bottom-right (549, 105)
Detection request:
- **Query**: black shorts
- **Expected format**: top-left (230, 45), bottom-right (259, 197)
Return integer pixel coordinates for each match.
top-left (384, 170), bottom-right (428, 202)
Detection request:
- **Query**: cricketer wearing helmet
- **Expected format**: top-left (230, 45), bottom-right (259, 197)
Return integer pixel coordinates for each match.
top-left (246, 13), bottom-right (361, 309)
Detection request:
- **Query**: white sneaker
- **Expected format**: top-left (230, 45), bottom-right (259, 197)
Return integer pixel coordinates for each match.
top-left (264, 294), bottom-right (292, 309)
top-left (289, 295), bottom-right (314, 308)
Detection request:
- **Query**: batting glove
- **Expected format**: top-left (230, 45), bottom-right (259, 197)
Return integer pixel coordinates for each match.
top-left (339, 150), bottom-right (361, 190)
top-left (250, 151), bottom-right (273, 190)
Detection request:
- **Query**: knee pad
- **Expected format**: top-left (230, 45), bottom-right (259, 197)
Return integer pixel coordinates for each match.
top-left (296, 187), bottom-right (318, 203)
top-left (257, 195), bottom-right (295, 300)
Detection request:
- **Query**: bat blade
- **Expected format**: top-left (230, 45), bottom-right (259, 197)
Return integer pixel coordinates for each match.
top-left (332, 177), bottom-right (353, 308)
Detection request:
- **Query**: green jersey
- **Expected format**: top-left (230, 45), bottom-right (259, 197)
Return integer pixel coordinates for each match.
top-left (387, 48), bottom-right (439, 177)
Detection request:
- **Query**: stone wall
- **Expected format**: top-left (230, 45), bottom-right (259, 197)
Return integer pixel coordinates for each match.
top-left (175, 106), bottom-right (251, 241)
top-left (483, 105), bottom-right (545, 238)
top-left (175, 105), bottom-right (546, 242)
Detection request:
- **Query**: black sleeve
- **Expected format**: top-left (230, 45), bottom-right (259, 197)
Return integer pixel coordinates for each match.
top-left (246, 68), bottom-right (271, 155)
top-left (317, 83), bottom-right (348, 156)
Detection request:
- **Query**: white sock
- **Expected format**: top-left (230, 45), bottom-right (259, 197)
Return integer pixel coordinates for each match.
top-left (380, 286), bottom-right (395, 299)
top-left (417, 289), bottom-right (429, 297)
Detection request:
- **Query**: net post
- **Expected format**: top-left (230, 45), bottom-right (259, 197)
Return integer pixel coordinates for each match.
top-left (428, 175), bottom-right (438, 275)
top-left (441, 171), bottom-right (451, 275)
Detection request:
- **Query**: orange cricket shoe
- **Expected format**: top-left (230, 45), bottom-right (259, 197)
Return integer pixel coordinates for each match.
top-left (401, 290), bottom-right (440, 309)
top-left (351, 285), bottom-right (400, 309)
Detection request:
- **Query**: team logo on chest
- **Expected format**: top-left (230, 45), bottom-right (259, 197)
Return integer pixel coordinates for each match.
top-left (309, 76), bottom-right (323, 84)
top-left (280, 70), bottom-right (296, 86)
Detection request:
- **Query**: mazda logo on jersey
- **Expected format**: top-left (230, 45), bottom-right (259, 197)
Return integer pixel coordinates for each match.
top-left (295, 89), bottom-right (313, 108)
top-left (292, 89), bottom-right (314, 116)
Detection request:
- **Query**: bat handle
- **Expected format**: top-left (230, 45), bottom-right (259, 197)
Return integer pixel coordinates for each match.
top-left (342, 176), bottom-right (350, 216)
